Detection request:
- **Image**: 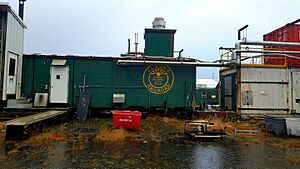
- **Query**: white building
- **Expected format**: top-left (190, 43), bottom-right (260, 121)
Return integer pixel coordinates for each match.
top-left (0, 3), bottom-right (26, 102)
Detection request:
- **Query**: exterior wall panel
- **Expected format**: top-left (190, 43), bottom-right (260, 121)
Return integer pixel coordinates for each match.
top-left (2, 10), bottom-right (25, 100)
top-left (240, 67), bottom-right (289, 115)
top-left (22, 55), bottom-right (196, 109)
top-left (220, 69), bottom-right (237, 111)
top-left (144, 29), bottom-right (176, 57)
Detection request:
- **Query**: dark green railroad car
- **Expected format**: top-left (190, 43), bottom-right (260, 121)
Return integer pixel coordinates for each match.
top-left (21, 55), bottom-right (196, 110)
top-left (195, 88), bottom-right (218, 109)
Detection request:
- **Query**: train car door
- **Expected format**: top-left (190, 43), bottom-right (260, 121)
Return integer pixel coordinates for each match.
top-left (6, 52), bottom-right (18, 96)
top-left (50, 60), bottom-right (69, 103)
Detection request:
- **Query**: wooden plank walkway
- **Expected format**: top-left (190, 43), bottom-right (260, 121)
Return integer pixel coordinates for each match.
top-left (5, 110), bottom-right (67, 127)
top-left (4, 110), bottom-right (68, 140)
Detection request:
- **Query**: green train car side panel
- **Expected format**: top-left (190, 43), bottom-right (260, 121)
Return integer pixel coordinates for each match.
top-left (144, 32), bottom-right (171, 57)
top-left (73, 59), bottom-right (195, 108)
top-left (21, 56), bottom-right (74, 105)
top-left (21, 57), bottom-right (34, 97)
top-left (22, 56), bottom-right (196, 109)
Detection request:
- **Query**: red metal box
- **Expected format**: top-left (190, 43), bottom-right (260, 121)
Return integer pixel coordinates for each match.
top-left (263, 19), bottom-right (300, 67)
top-left (112, 110), bottom-right (142, 131)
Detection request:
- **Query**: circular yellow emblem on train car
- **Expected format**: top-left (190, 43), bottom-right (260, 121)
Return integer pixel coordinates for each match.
top-left (143, 65), bottom-right (174, 94)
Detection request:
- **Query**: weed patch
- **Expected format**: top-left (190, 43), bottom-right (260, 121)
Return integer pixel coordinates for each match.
top-left (96, 128), bottom-right (127, 142)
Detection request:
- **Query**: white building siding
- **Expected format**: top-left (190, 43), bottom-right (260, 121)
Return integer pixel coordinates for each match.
top-left (2, 11), bottom-right (25, 100)
top-left (239, 67), bottom-right (289, 115)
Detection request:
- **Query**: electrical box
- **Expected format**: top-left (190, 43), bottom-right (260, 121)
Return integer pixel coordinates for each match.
top-left (113, 94), bottom-right (125, 103)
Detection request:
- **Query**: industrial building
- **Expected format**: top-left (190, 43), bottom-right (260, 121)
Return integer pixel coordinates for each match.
top-left (220, 66), bottom-right (300, 115)
top-left (220, 19), bottom-right (300, 116)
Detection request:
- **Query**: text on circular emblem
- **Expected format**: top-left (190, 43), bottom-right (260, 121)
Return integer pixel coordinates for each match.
top-left (142, 65), bottom-right (174, 94)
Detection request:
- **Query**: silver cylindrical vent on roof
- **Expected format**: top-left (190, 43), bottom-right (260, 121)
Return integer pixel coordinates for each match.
top-left (152, 17), bottom-right (166, 29)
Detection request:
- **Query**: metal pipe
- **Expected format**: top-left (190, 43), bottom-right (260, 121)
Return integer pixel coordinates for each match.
top-left (238, 40), bottom-right (300, 47)
top-left (19, 0), bottom-right (26, 20)
top-left (134, 33), bottom-right (138, 59)
top-left (240, 53), bottom-right (300, 62)
top-left (238, 25), bottom-right (248, 40)
top-left (219, 47), bottom-right (235, 51)
top-left (234, 42), bottom-right (241, 65)
top-left (179, 49), bottom-right (184, 57)
top-left (117, 60), bottom-right (233, 67)
top-left (234, 40), bottom-right (300, 65)
top-left (127, 39), bottom-right (131, 54)
top-left (78, 85), bottom-right (144, 89)
top-left (83, 74), bottom-right (86, 92)
top-left (237, 49), bottom-right (300, 55)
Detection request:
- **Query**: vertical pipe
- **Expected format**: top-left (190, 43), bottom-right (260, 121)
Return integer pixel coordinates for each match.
top-left (83, 74), bottom-right (86, 92)
top-left (234, 42), bottom-right (241, 65)
top-left (18, 0), bottom-right (26, 20)
top-left (134, 33), bottom-right (138, 58)
top-left (291, 70), bottom-right (293, 114)
top-left (127, 39), bottom-right (131, 54)
top-left (236, 67), bottom-right (241, 116)
top-left (238, 25), bottom-right (248, 40)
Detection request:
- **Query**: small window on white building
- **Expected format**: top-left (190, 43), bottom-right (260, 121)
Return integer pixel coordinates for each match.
top-left (9, 58), bottom-right (16, 76)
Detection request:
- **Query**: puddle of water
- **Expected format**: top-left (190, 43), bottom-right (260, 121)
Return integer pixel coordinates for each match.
top-left (0, 140), bottom-right (299, 169)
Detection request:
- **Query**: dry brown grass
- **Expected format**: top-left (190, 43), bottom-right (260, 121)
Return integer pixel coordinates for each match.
top-left (24, 125), bottom-right (66, 144)
top-left (286, 139), bottom-right (300, 148)
top-left (269, 138), bottom-right (300, 149)
top-left (0, 122), bottom-right (5, 130)
top-left (0, 122), bottom-right (5, 144)
top-left (96, 128), bottom-right (128, 142)
top-left (144, 116), bottom-right (184, 129)
top-left (286, 156), bottom-right (300, 165)
top-left (162, 117), bottom-right (184, 129)
top-left (209, 117), bottom-right (300, 149)
top-left (145, 116), bottom-right (160, 122)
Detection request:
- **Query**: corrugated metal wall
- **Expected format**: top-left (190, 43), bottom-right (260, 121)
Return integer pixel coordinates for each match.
top-left (73, 59), bottom-right (195, 108)
top-left (239, 67), bottom-right (289, 115)
top-left (220, 67), bottom-right (295, 115)
top-left (21, 57), bottom-right (74, 104)
top-left (144, 31), bottom-right (174, 57)
top-left (291, 69), bottom-right (300, 113)
top-left (220, 69), bottom-right (237, 111)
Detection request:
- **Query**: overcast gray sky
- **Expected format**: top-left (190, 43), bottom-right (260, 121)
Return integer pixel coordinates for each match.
top-left (5, 0), bottom-right (300, 79)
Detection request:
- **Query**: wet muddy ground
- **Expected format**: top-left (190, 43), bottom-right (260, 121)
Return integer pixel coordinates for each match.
top-left (1, 117), bottom-right (300, 169)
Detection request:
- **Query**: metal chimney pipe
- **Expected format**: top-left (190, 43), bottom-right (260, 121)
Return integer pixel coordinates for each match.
top-left (19, 0), bottom-right (26, 20)
top-left (238, 25), bottom-right (248, 40)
